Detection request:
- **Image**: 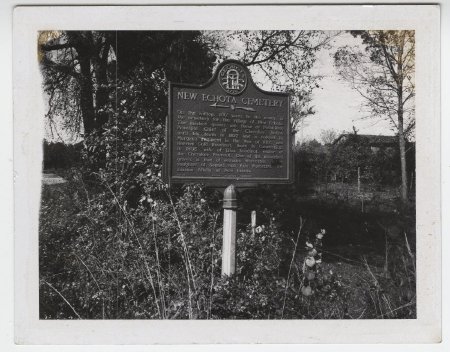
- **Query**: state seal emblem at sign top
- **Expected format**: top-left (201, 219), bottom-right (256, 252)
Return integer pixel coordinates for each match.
top-left (218, 63), bottom-right (247, 95)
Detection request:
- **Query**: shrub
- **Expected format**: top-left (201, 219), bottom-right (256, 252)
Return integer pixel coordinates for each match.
top-left (40, 170), bottom-right (353, 319)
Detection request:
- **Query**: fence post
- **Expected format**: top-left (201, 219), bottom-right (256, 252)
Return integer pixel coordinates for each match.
top-left (357, 166), bottom-right (361, 193)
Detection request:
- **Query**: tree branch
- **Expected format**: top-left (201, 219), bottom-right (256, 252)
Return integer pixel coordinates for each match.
top-left (39, 43), bottom-right (73, 52)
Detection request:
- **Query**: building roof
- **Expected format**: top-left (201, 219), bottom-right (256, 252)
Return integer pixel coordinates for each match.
top-left (333, 134), bottom-right (398, 146)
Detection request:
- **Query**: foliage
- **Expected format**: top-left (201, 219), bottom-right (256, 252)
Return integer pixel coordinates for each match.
top-left (329, 134), bottom-right (379, 183)
top-left (361, 240), bottom-right (416, 319)
top-left (39, 30), bottom-right (416, 321)
top-left (294, 139), bottom-right (329, 187)
top-left (43, 141), bottom-right (82, 170)
top-left (208, 30), bottom-right (337, 131)
top-left (39, 31), bottom-right (216, 139)
top-left (40, 176), bottom-right (218, 319)
top-left (334, 30), bottom-right (415, 201)
top-left (334, 31), bottom-right (415, 137)
top-left (293, 134), bottom-right (414, 187)
top-left (320, 129), bottom-right (339, 145)
top-left (301, 229), bottom-right (326, 296)
top-left (40, 169), bottom-right (416, 319)
top-left (40, 173), bottom-right (355, 320)
top-left (39, 30), bottom-right (332, 140)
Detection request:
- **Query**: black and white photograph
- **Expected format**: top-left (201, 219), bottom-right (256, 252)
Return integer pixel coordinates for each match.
top-left (11, 3), bottom-right (441, 345)
top-left (37, 29), bottom-right (417, 320)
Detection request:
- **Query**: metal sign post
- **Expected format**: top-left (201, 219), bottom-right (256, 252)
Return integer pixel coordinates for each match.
top-left (222, 185), bottom-right (237, 276)
top-left (164, 60), bottom-right (292, 277)
top-left (164, 60), bottom-right (292, 188)
top-left (251, 210), bottom-right (257, 236)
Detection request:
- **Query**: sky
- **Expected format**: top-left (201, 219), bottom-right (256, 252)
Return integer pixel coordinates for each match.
top-left (296, 32), bottom-right (395, 143)
top-left (233, 31), bottom-right (397, 144)
top-left (43, 31), bottom-right (397, 144)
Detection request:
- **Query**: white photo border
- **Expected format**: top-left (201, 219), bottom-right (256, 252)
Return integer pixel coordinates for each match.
top-left (13, 4), bottom-right (441, 344)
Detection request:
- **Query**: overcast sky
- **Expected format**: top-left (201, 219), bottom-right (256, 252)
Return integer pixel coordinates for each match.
top-left (43, 31), bottom-right (398, 144)
top-left (299, 32), bottom-right (395, 143)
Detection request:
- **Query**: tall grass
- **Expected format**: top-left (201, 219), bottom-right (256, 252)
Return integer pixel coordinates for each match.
top-left (39, 171), bottom-right (415, 319)
top-left (362, 233), bottom-right (416, 319)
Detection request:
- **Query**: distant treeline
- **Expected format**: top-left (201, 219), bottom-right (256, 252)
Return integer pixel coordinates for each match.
top-left (293, 137), bottom-right (415, 189)
top-left (42, 136), bottom-right (415, 190)
top-left (43, 141), bottom-right (83, 170)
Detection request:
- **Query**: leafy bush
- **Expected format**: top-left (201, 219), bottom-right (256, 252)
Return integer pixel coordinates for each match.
top-left (38, 30), bottom-right (415, 321)
top-left (39, 50), bottom-right (413, 321)
top-left (43, 141), bottom-right (82, 170)
top-left (40, 168), bottom-right (356, 319)
top-left (40, 172), bottom-right (416, 319)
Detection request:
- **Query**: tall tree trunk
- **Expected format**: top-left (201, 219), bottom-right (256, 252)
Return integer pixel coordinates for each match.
top-left (78, 54), bottom-right (96, 135)
top-left (397, 84), bottom-right (408, 202)
top-left (94, 35), bottom-right (113, 130)
top-left (398, 117), bottom-right (408, 202)
top-left (68, 32), bottom-right (97, 136)
top-left (397, 33), bottom-right (408, 203)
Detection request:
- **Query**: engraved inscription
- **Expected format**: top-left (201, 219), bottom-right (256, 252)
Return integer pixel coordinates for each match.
top-left (172, 101), bottom-right (287, 179)
top-left (166, 61), bottom-right (291, 185)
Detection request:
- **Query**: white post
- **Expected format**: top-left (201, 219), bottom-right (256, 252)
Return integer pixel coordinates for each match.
top-left (222, 185), bottom-right (237, 276)
top-left (251, 210), bottom-right (256, 236)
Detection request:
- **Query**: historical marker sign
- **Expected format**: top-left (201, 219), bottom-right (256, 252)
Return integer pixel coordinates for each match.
top-left (164, 60), bottom-right (292, 186)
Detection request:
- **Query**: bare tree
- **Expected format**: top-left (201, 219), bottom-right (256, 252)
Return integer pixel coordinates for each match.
top-left (334, 30), bottom-right (415, 202)
top-left (320, 129), bottom-right (339, 145)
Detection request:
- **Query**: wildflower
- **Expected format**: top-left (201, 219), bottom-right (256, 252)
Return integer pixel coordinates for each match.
top-left (308, 248), bottom-right (317, 257)
top-left (200, 198), bottom-right (206, 203)
top-left (301, 285), bottom-right (313, 296)
top-left (306, 271), bottom-right (316, 280)
top-left (255, 226), bottom-right (263, 234)
top-left (305, 257), bottom-right (315, 267)
top-left (317, 229), bottom-right (326, 239)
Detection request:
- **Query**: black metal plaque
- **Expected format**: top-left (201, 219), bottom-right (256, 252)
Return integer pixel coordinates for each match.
top-left (164, 60), bottom-right (292, 186)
